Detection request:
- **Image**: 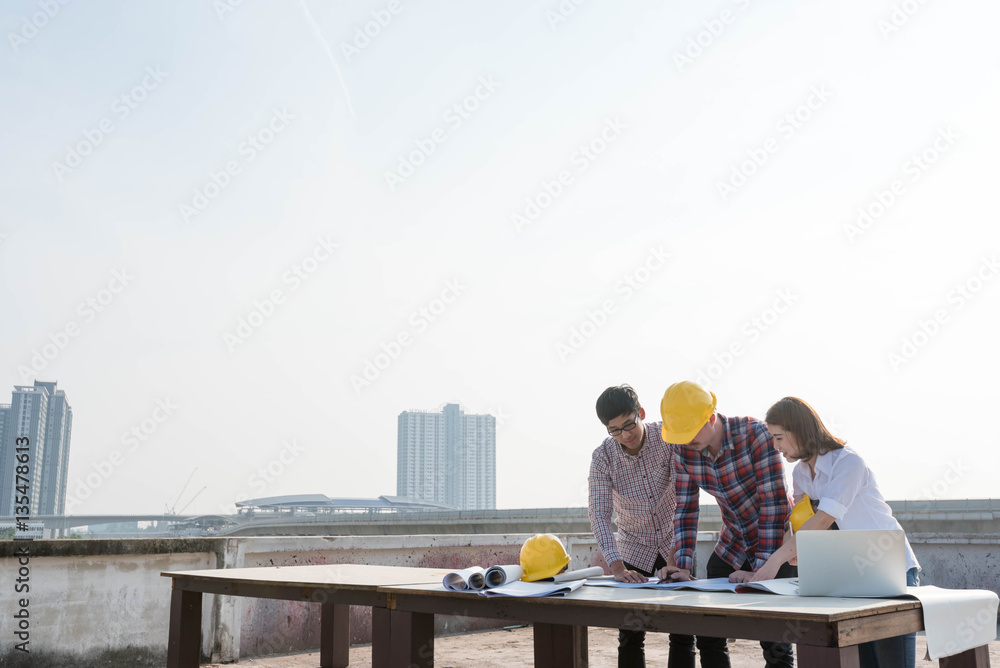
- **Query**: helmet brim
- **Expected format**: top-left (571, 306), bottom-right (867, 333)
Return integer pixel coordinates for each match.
top-left (521, 554), bottom-right (571, 582)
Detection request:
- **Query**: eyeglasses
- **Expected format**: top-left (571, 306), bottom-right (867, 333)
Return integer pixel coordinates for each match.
top-left (607, 412), bottom-right (641, 437)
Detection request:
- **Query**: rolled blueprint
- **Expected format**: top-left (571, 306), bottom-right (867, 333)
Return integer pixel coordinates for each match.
top-left (443, 566), bottom-right (487, 591)
top-left (550, 566), bottom-right (606, 583)
top-left (485, 564), bottom-right (523, 587)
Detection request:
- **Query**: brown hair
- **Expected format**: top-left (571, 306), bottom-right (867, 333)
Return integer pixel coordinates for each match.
top-left (765, 397), bottom-right (845, 460)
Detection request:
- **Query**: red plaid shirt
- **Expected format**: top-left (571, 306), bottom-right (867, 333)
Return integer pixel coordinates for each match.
top-left (673, 414), bottom-right (790, 571)
top-left (588, 420), bottom-right (677, 573)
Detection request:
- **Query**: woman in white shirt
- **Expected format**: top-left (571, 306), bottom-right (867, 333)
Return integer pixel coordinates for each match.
top-left (750, 397), bottom-right (920, 668)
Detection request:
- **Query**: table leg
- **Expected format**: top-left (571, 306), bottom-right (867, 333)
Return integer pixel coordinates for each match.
top-left (372, 607), bottom-right (391, 668)
top-left (320, 602), bottom-right (350, 668)
top-left (796, 644), bottom-right (860, 668)
top-left (371, 607), bottom-right (434, 668)
top-left (533, 623), bottom-right (588, 668)
top-left (166, 588), bottom-right (202, 668)
top-left (940, 645), bottom-right (991, 667)
top-left (390, 610), bottom-right (434, 668)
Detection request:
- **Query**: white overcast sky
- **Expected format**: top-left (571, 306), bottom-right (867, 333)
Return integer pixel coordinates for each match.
top-left (1, 0), bottom-right (998, 516)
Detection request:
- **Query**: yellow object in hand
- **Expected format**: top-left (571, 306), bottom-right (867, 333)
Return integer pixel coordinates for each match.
top-left (790, 494), bottom-right (815, 533)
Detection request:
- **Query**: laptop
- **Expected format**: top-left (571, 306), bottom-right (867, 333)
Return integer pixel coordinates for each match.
top-left (796, 529), bottom-right (907, 597)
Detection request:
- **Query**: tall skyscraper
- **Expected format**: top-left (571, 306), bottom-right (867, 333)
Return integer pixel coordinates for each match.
top-left (397, 403), bottom-right (495, 510)
top-left (0, 380), bottom-right (73, 516)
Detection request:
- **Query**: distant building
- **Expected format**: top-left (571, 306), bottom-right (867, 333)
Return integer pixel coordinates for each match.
top-left (396, 403), bottom-right (496, 510)
top-left (234, 494), bottom-right (456, 515)
top-left (0, 380), bottom-right (73, 516)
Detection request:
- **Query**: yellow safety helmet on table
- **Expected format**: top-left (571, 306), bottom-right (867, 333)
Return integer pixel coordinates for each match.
top-left (520, 534), bottom-right (571, 582)
top-left (660, 381), bottom-right (717, 444)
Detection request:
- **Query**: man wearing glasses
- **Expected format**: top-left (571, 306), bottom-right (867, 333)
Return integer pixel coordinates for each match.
top-left (589, 384), bottom-right (683, 667)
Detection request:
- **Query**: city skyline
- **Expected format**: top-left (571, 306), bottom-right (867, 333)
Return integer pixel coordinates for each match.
top-left (0, 380), bottom-right (73, 517)
top-left (2, 1), bottom-right (998, 517)
top-left (397, 403), bottom-right (496, 511)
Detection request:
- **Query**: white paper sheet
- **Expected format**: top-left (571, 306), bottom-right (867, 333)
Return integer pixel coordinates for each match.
top-left (905, 585), bottom-right (999, 660)
top-left (584, 577), bottom-right (663, 590)
top-left (583, 578), bottom-right (998, 657)
top-left (479, 579), bottom-right (585, 598)
top-left (484, 564), bottom-right (523, 587)
top-left (585, 576), bottom-right (800, 595)
top-left (443, 566), bottom-right (487, 591)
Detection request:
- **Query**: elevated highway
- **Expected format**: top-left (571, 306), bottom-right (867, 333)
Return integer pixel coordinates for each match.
top-left (5, 498), bottom-right (998, 537)
top-left (218, 498), bottom-right (1000, 536)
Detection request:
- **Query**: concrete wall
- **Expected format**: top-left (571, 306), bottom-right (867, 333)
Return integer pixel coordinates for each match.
top-left (0, 538), bottom-right (221, 665)
top-left (1, 532), bottom-right (998, 665)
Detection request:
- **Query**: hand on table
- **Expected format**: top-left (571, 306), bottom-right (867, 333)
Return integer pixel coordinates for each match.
top-left (656, 566), bottom-right (693, 582)
top-left (614, 568), bottom-right (648, 583)
top-left (729, 570), bottom-right (754, 583)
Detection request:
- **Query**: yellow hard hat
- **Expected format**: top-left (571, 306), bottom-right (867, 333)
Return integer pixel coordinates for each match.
top-left (790, 494), bottom-right (815, 533)
top-left (660, 381), bottom-right (717, 444)
top-left (520, 534), bottom-right (571, 582)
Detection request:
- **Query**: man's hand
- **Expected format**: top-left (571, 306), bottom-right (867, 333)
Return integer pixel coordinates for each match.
top-left (614, 569), bottom-right (647, 583)
top-left (610, 561), bottom-right (647, 583)
top-left (749, 561), bottom-right (781, 582)
top-left (657, 566), bottom-right (693, 582)
top-left (729, 570), bottom-right (753, 583)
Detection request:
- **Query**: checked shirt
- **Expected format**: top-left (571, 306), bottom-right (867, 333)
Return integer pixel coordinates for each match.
top-left (673, 414), bottom-right (790, 572)
top-left (588, 420), bottom-right (677, 573)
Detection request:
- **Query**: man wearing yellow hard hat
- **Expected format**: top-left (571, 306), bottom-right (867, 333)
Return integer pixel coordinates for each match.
top-left (659, 381), bottom-right (794, 668)
top-left (589, 384), bottom-right (686, 667)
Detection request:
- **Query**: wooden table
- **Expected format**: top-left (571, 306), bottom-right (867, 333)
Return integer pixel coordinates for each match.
top-left (379, 582), bottom-right (990, 668)
top-left (163, 564), bottom-right (991, 668)
top-left (161, 564), bottom-right (450, 668)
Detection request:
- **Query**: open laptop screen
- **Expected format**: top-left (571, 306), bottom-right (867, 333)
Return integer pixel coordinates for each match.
top-left (796, 529), bottom-right (907, 597)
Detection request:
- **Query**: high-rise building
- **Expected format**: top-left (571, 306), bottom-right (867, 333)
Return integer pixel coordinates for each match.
top-left (396, 403), bottom-right (495, 510)
top-left (0, 380), bottom-right (73, 516)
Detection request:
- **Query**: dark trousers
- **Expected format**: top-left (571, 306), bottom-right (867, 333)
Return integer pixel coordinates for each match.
top-left (618, 556), bottom-right (693, 668)
top-left (669, 552), bottom-right (797, 668)
top-left (857, 567), bottom-right (920, 668)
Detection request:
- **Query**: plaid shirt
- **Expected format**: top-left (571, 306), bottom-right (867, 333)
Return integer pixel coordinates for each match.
top-left (588, 420), bottom-right (677, 573)
top-left (673, 414), bottom-right (790, 571)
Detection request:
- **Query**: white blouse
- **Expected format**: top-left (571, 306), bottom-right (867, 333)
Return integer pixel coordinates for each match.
top-left (793, 446), bottom-right (919, 571)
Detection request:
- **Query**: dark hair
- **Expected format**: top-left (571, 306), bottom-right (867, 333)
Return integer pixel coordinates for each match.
top-left (596, 385), bottom-right (640, 425)
top-left (765, 397), bottom-right (845, 459)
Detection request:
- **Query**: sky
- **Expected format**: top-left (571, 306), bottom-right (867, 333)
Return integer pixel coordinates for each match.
top-left (1, 0), bottom-right (998, 516)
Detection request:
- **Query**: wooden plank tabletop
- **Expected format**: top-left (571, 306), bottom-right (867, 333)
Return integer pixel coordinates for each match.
top-left (161, 564), bottom-right (451, 590)
top-left (378, 582), bottom-right (926, 647)
top-left (378, 582), bottom-right (922, 622)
